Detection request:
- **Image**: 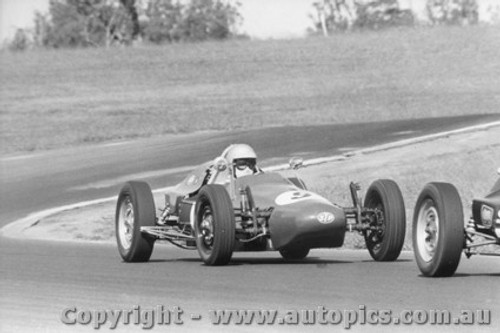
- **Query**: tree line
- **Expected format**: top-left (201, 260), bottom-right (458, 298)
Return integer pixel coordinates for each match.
top-left (9, 0), bottom-right (482, 51)
top-left (310, 0), bottom-right (479, 35)
top-left (10, 0), bottom-right (242, 50)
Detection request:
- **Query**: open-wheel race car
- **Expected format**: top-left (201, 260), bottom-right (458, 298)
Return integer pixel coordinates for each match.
top-left (115, 144), bottom-right (407, 266)
top-left (412, 168), bottom-right (500, 277)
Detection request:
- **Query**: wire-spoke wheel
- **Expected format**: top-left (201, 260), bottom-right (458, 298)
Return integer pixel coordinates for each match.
top-left (117, 197), bottom-right (135, 251)
top-left (195, 185), bottom-right (235, 266)
top-left (115, 181), bottom-right (156, 262)
top-left (363, 179), bottom-right (406, 261)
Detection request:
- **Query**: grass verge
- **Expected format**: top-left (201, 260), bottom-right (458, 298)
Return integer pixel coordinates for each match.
top-left (1, 25), bottom-right (499, 154)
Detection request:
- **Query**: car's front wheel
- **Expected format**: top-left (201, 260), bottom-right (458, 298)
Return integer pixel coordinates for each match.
top-left (195, 185), bottom-right (235, 266)
top-left (413, 182), bottom-right (464, 277)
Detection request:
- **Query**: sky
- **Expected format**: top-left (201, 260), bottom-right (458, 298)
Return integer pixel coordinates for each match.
top-left (0, 0), bottom-right (49, 42)
top-left (238, 0), bottom-right (316, 39)
top-left (0, 0), bottom-right (317, 43)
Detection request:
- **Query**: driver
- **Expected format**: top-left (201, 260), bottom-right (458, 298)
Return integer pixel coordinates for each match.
top-left (222, 144), bottom-right (258, 178)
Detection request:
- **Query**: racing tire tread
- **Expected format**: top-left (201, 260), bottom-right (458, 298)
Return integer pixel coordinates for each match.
top-left (115, 181), bottom-right (156, 262)
top-left (195, 184), bottom-right (235, 266)
top-left (364, 179), bottom-right (406, 261)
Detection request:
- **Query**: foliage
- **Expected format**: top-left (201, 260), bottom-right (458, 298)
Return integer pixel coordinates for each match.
top-left (311, 0), bottom-right (415, 34)
top-left (33, 0), bottom-right (134, 48)
top-left (181, 0), bottom-right (241, 41)
top-left (30, 0), bottom-right (241, 48)
top-left (33, 12), bottom-right (52, 47)
top-left (119, 0), bottom-right (140, 40)
top-left (353, 0), bottom-right (415, 30)
top-left (142, 0), bottom-right (184, 43)
top-left (9, 29), bottom-right (30, 52)
top-left (142, 0), bottom-right (242, 44)
top-left (311, 0), bottom-right (354, 33)
top-left (426, 0), bottom-right (478, 25)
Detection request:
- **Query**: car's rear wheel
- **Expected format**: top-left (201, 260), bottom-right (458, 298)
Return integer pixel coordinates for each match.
top-left (363, 179), bottom-right (406, 261)
top-left (413, 182), bottom-right (464, 277)
top-left (116, 181), bottom-right (156, 262)
top-left (195, 185), bottom-right (235, 266)
top-left (279, 247), bottom-right (310, 260)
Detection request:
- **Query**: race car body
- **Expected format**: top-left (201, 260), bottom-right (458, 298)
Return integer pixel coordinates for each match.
top-left (471, 177), bottom-right (500, 239)
top-left (116, 144), bottom-right (406, 266)
top-left (236, 173), bottom-right (346, 250)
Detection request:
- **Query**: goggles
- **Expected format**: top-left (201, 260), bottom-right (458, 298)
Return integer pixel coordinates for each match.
top-left (234, 159), bottom-right (256, 171)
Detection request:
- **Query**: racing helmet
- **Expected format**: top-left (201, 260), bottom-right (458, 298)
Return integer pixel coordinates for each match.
top-left (223, 144), bottom-right (257, 177)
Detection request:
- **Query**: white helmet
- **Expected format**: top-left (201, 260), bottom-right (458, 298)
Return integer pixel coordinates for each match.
top-left (224, 144), bottom-right (257, 161)
top-left (223, 144), bottom-right (257, 177)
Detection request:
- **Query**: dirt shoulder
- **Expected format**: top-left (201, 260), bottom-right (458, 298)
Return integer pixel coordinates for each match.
top-left (5, 126), bottom-right (500, 249)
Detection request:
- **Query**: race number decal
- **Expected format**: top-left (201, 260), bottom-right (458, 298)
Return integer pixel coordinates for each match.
top-left (275, 190), bottom-right (330, 206)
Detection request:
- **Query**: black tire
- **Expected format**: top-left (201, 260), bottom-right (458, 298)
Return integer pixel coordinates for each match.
top-left (412, 182), bottom-right (464, 277)
top-left (279, 247), bottom-right (310, 260)
top-left (288, 177), bottom-right (307, 190)
top-left (116, 181), bottom-right (156, 262)
top-left (363, 179), bottom-right (406, 261)
top-left (195, 185), bottom-right (235, 266)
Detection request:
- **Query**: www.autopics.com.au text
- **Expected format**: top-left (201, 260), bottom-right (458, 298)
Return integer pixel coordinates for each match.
top-left (60, 305), bottom-right (491, 329)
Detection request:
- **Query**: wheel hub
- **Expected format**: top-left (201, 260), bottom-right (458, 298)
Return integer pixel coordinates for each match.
top-left (119, 198), bottom-right (134, 250)
top-left (417, 200), bottom-right (439, 262)
top-left (366, 209), bottom-right (385, 252)
top-left (200, 213), bottom-right (214, 247)
top-left (424, 211), bottom-right (438, 254)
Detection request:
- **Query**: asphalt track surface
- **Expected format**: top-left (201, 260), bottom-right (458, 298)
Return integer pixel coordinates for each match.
top-left (1, 239), bottom-right (499, 332)
top-left (1, 114), bottom-right (499, 332)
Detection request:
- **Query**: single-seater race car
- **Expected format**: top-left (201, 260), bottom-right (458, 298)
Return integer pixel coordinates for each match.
top-left (115, 144), bottom-right (407, 266)
top-left (413, 168), bottom-right (500, 277)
